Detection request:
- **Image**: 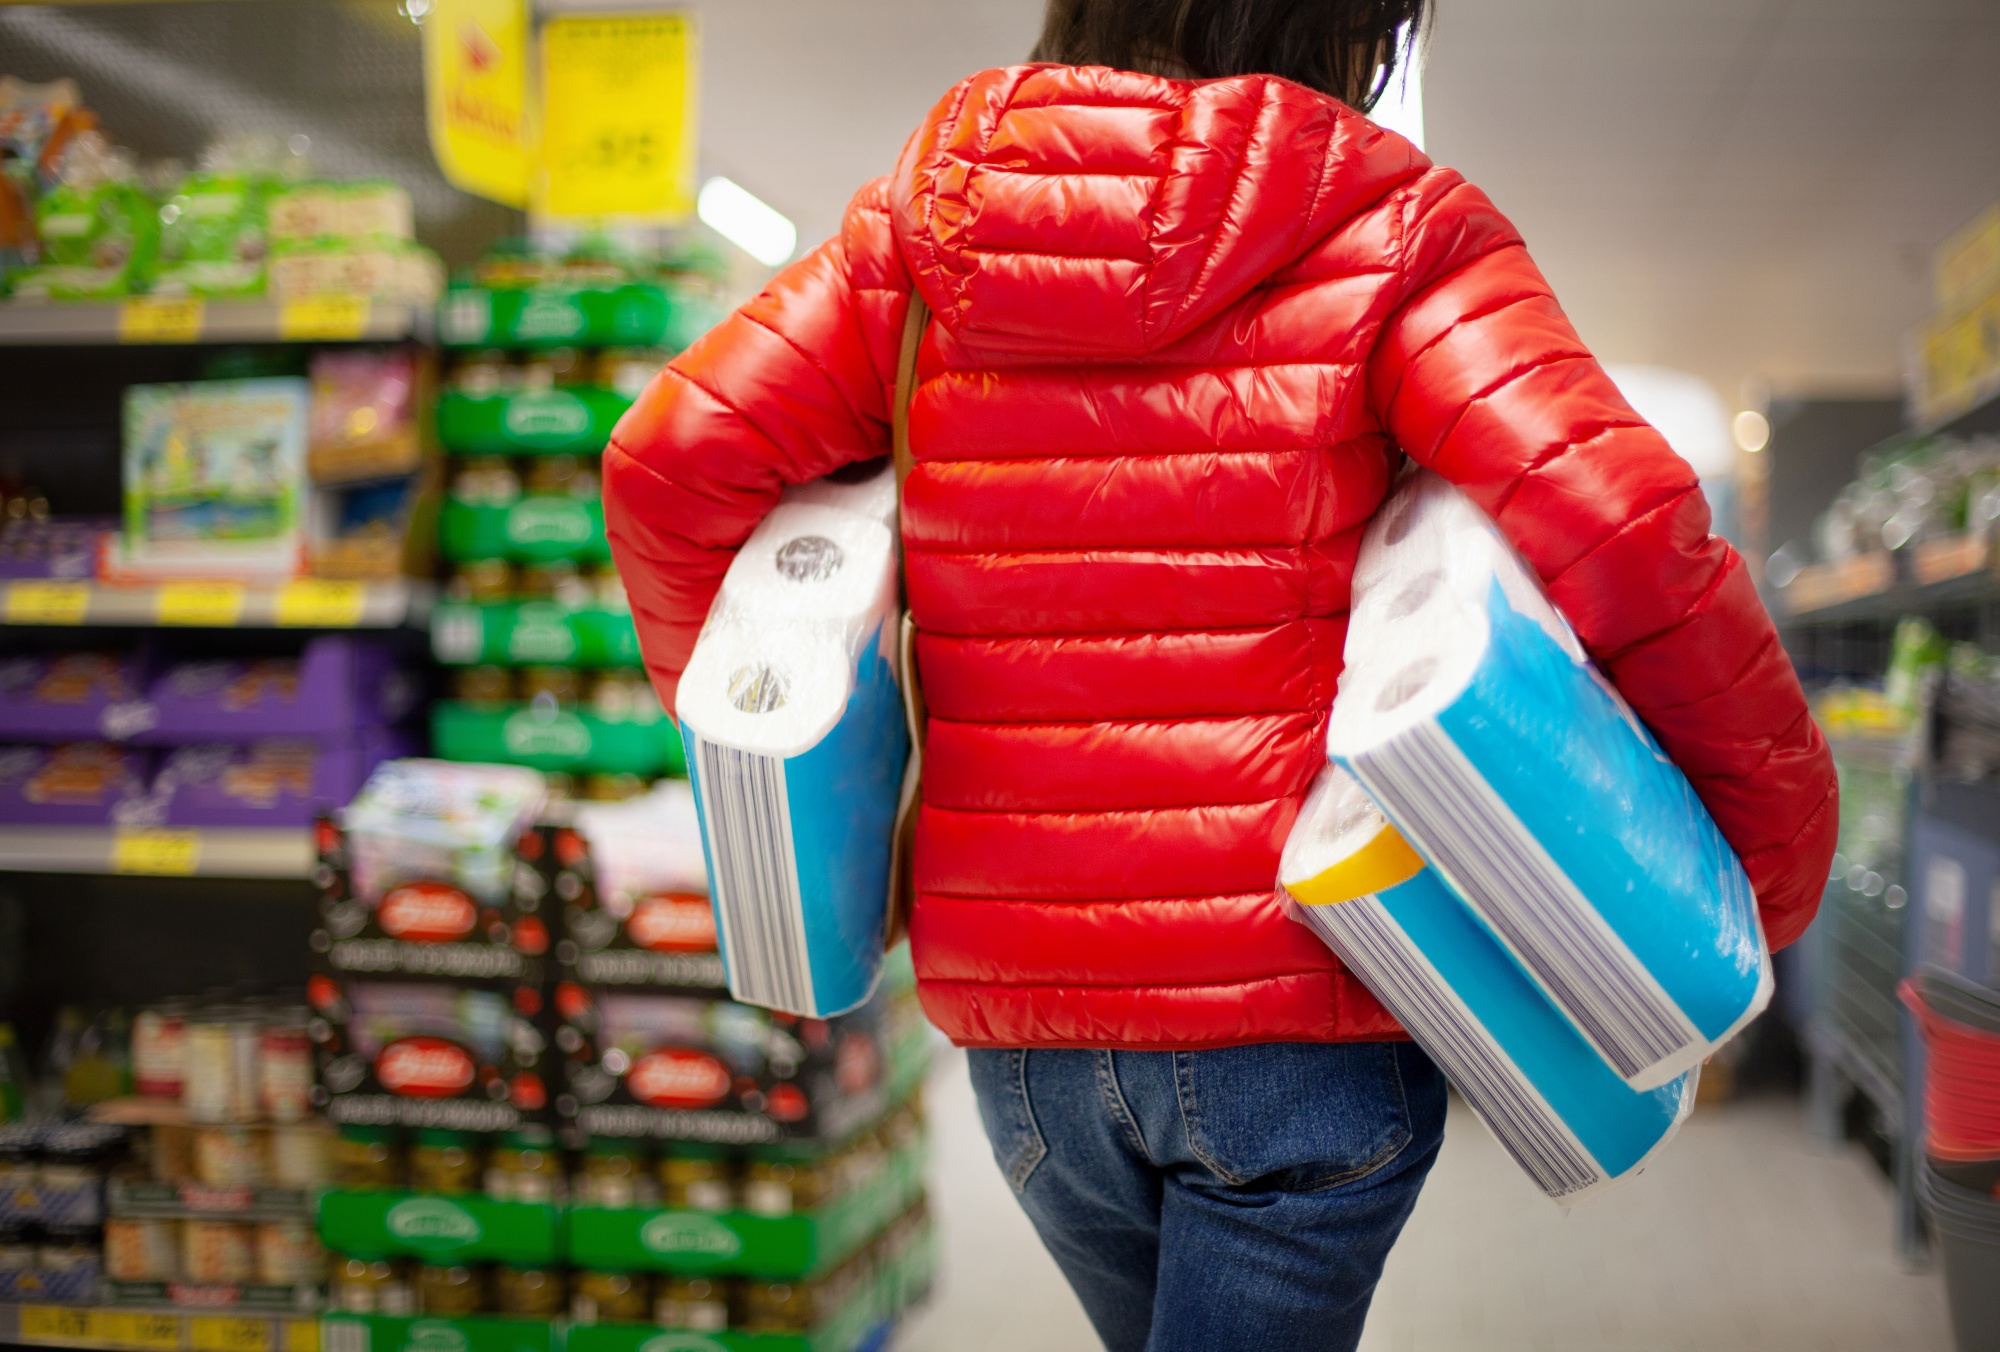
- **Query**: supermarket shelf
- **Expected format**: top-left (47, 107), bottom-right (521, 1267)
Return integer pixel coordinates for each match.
top-left (1777, 533), bottom-right (2000, 623)
top-left (0, 579), bottom-right (431, 630)
top-left (0, 825), bottom-right (313, 878)
top-left (0, 298), bottom-right (428, 347)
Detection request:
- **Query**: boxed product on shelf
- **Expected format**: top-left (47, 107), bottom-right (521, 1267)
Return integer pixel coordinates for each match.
top-left (312, 811), bottom-right (545, 981)
top-left (11, 131), bottom-right (159, 300)
top-left (547, 783), bottom-right (722, 990)
top-left (0, 742), bottom-right (149, 824)
top-left (551, 977), bottom-right (919, 1147)
top-left (0, 636), bottom-right (420, 758)
top-left (434, 241), bottom-right (723, 353)
top-left (152, 154), bottom-right (272, 300)
top-left (0, 650), bottom-right (150, 742)
top-left (120, 735), bottom-right (405, 830)
top-left (137, 637), bottom-right (419, 743)
top-left (310, 349), bottom-right (426, 486)
top-left (430, 697), bottom-right (683, 779)
top-left (113, 377), bottom-right (312, 583)
top-left (307, 973), bottom-right (553, 1134)
top-left (437, 382), bottom-right (636, 459)
top-left (0, 516), bottom-right (111, 580)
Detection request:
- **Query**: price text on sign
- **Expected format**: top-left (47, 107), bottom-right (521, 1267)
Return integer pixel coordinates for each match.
top-left (113, 829), bottom-right (202, 876)
top-left (19, 1307), bottom-right (93, 1346)
top-left (4, 581), bottom-right (90, 625)
top-left (157, 581), bottom-right (246, 627)
top-left (276, 579), bottom-right (368, 627)
top-left (538, 13), bottom-right (698, 221)
top-left (119, 298), bottom-right (205, 344)
top-left (190, 1316), bottom-right (272, 1352)
top-left (98, 1312), bottom-right (183, 1352)
top-left (279, 295), bottom-right (371, 342)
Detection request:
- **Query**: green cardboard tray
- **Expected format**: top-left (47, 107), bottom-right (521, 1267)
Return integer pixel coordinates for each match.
top-left (431, 602), bottom-right (639, 668)
top-left (431, 701), bottom-right (686, 776)
top-left (318, 1193), bottom-right (562, 1266)
top-left (440, 496), bottom-right (612, 566)
top-left (436, 387), bottom-right (634, 456)
top-left (563, 1135), bottom-right (927, 1281)
top-left (322, 1315), bottom-right (558, 1352)
top-left (438, 285), bottom-right (674, 351)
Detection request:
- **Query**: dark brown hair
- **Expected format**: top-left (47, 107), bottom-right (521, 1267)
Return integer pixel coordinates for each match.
top-left (1032, 0), bottom-right (1426, 112)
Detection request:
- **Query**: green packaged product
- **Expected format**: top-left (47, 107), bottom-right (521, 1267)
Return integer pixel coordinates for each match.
top-left (154, 168), bottom-right (270, 298)
top-left (19, 132), bottom-right (157, 298)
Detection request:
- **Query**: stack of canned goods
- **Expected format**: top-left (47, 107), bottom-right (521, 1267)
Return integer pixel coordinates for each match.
top-left (0, 1123), bottom-right (129, 1303)
top-left (133, 995), bottom-right (316, 1126)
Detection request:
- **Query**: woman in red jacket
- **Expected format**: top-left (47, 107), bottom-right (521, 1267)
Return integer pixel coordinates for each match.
top-left (606, 1), bottom-right (1838, 1347)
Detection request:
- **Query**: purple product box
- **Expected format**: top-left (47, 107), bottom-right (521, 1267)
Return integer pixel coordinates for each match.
top-left (0, 517), bottom-right (113, 580)
top-left (0, 652), bottom-right (155, 742)
top-left (0, 743), bottom-right (151, 825)
top-left (136, 636), bottom-right (416, 744)
top-left (115, 730), bottom-right (410, 830)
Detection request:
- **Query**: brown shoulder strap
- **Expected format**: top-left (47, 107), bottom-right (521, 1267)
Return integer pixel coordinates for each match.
top-left (892, 294), bottom-right (928, 492)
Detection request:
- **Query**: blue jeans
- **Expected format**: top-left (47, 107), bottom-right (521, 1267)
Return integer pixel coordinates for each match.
top-left (967, 1042), bottom-right (1446, 1352)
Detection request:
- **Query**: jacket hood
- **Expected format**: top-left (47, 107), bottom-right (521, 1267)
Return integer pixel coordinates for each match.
top-left (891, 64), bottom-right (1429, 360)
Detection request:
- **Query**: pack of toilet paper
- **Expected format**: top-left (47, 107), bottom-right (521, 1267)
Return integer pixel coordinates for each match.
top-left (677, 494), bottom-right (909, 1018)
top-left (1327, 469), bottom-right (1770, 1091)
top-left (1281, 765), bottom-right (1695, 1201)
top-left (779, 455), bottom-right (898, 531)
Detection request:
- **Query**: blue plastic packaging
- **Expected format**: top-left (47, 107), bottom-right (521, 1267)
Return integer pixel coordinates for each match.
top-left (1327, 469), bottom-right (1771, 1090)
top-left (679, 492), bottom-right (909, 1017)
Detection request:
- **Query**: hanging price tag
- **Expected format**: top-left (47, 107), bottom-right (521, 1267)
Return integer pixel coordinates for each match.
top-left (157, 581), bottom-right (246, 627)
top-left (276, 579), bottom-right (368, 627)
top-left (112, 829), bottom-right (203, 876)
top-left (4, 581), bottom-right (91, 625)
top-left (119, 297), bottom-right (205, 343)
top-left (279, 295), bottom-right (371, 341)
top-left (190, 1316), bottom-right (272, 1352)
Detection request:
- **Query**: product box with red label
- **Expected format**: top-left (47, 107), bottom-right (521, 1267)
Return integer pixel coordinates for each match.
top-left (311, 761), bottom-right (550, 981)
top-left (552, 982), bottom-right (894, 1146)
top-left (307, 971), bottom-right (552, 1132)
top-left (540, 782), bottom-right (725, 990)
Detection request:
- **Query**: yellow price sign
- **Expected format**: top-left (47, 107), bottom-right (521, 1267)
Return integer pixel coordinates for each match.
top-left (282, 1320), bottom-right (320, 1352)
top-left (157, 581), bottom-right (246, 627)
top-left (99, 1311), bottom-right (184, 1352)
top-left (5, 581), bottom-right (91, 625)
top-left (275, 579), bottom-right (368, 628)
top-left (190, 1316), bottom-right (271, 1352)
top-left (279, 295), bottom-right (371, 342)
top-left (538, 12), bottom-right (699, 221)
top-left (19, 1306), bottom-right (95, 1346)
top-left (113, 828), bottom-right (203, 876)
top-left (119, 297), bottom-right (205, 344)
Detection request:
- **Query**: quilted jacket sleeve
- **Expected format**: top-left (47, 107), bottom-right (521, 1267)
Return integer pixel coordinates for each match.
top-left (1366, 169), bottom-right (1836, 950)
top-left (604, 180), bottom-right (912, 713)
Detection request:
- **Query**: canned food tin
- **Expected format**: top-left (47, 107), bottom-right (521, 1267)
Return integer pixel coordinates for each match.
top-left (132, 1006), bottom-right (189, 1101)
top-left (655, 1276), bottom-right (730, 1332)
top-left (571, 1270), bottom-right (649, 1324)
top-left (333, 1256), bottom-right (412, 1315)
top-left (183, 1016), bottom-right (236, 1125)
top-left (270, 1125), bottom-right (332, 1189)
top-left (255, 1220), bottom-right (321, 1286)
top-left (417, 1263), bottom-right (485, 1315)
top-left (193, 1127), bottom-right (266, 1188)
top-left (495, 1266), bottom-right (565, 1318)
top-left (259, 1014), bottom-right (314, 1124)
top-left (181, 1219), bottom-right (255, 1285)
top-left (37, 1240), bottom-right (102, 1303)
top-left (105, 1217), bottom-right (178, 1282)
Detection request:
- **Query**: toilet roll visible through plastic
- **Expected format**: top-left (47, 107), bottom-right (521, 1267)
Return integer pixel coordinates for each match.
top-left (1281, 765), bottom-right (1695, 1201)
top-left (677, 496), bottom-right (909, 1018)
top-left (1327, 469), bottom-right (1771, 1090)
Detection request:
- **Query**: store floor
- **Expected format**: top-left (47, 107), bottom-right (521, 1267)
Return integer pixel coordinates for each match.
top-left (895, 1048), bottom-right (1954, 1352)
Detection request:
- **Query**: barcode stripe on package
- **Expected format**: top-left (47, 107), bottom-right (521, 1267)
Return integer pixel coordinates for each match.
top-left (1306, 897), bottom-right (1602, 1198)
top-left (694, 734), bottom-right (815, 1013)
top-left (1355, 722), bottom-right (1696, 1081)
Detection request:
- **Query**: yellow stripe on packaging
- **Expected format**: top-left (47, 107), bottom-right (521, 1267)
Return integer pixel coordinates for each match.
top-left (1284, 824), bottom-right (1426, 907)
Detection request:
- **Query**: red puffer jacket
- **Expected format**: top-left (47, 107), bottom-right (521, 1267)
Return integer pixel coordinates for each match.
top-left (606, 65), bottom-right (1837, 1050)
